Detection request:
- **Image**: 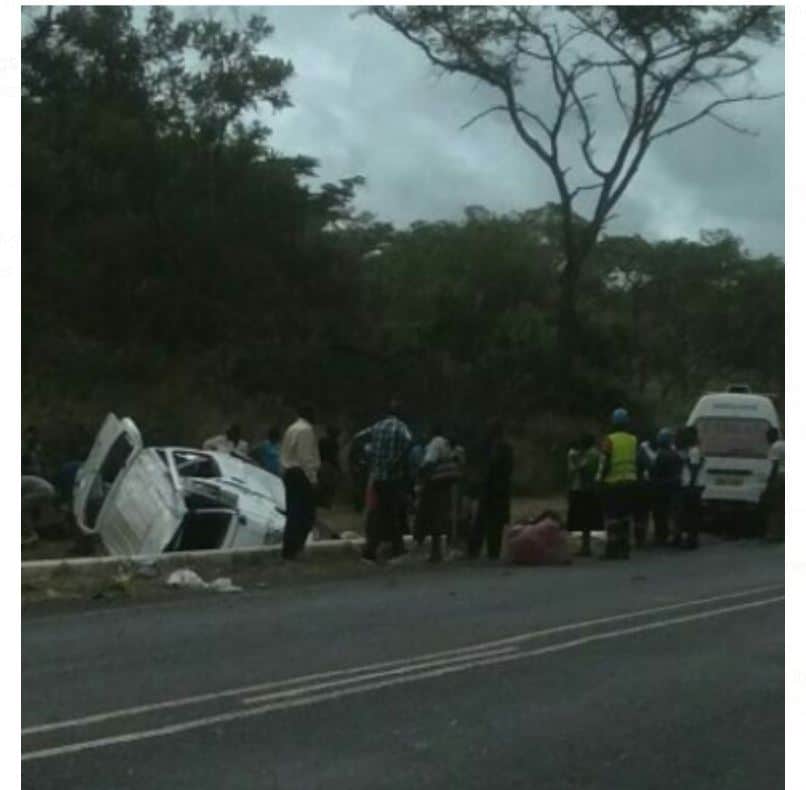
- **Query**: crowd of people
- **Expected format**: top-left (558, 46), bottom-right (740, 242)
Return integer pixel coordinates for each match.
top-left (22, 399), bottom-right (784, 559)
top-left (272, 399), bottom-right (783, 565)
top-left (568, 408), bottom-right (785, 559)
top-left (273, 400), bottom-right (514, 564)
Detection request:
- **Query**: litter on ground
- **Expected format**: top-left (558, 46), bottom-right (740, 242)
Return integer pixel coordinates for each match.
top-left (165, 568), bottom-right (242, 593)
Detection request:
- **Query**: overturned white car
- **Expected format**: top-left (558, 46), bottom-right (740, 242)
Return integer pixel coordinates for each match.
top-left (73, 414), bottom-right (286, 556)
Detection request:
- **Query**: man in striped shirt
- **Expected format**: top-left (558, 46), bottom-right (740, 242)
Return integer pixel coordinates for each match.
top-left (359, 400), bottom-right (412, 564)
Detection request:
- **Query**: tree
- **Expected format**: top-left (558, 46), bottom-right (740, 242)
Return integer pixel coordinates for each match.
top-left (21, 6), bottom-right (370, 421)
top-left (370, 6), bottom-right (783, 351)
top-left (589, 229), bottom-right (783, 406)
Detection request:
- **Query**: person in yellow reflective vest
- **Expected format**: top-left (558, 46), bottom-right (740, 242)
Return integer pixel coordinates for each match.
top-left (597, 407), bottom-right (638, 559)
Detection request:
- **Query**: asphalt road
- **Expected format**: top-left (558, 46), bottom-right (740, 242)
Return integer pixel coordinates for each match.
top-left (22, 541), bottom-right (784, 789)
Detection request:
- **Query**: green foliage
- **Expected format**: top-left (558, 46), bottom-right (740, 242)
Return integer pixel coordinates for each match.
top-left (22, 6), bottom-right (370, 401)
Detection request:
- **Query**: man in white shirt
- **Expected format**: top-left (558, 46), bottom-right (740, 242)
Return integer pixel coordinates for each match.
top-left (764, 427), bottom-right (784, 541)
top-left (203, 424), bottom-right (249, 456)
top-left (280, 404), bottom-right (321, 559)
top-left (767, 428), bottom-right (784, 478)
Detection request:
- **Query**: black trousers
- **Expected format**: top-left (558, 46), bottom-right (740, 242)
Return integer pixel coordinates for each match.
top-left (633, 482), bottom-right (652, 547)
top-left (568, 490), bottom-right (602, 553)
top-left (651, 487), bottom-right (677, 545)
top-left (674, 487), bottom-right (702, 548)
top-left (282, 467), bottom-right (316, 559)
top-left (415, 478), bottom-right (452, 559)
top-left (468, 493), bottom-right (509, 560)
top-left (601, 483), bottom-right (634, 558)
top-left (363, 478), bottom-right (406, 560)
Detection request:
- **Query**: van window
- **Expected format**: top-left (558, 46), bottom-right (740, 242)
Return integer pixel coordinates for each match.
top-left (167, 511), bottom-right (233, 551)
top-left (100, 433), bottom-right (136, 483)
top-left (696, 417), bottom-right (771, 459)
top-left (82, 433), bottom-right (137, 528)
top-left (172, 451), bottom-right (220, 479)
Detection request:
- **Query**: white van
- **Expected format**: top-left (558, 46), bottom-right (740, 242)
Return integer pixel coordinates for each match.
top-left (73, 413), bottom-right (286, 556)
top-left (685, 391), bottom-right (780, 515)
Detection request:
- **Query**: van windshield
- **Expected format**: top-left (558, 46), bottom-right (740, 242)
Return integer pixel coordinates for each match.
top-left (696, 417), bottom-right (771, 459)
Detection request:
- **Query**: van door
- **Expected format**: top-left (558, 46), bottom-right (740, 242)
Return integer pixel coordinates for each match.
top-left (695, 416), bottom-right (772, 505)
top-left (73, 414), bottom-right (143, 534)
top-left (98, 449), bottom-right (187, 556)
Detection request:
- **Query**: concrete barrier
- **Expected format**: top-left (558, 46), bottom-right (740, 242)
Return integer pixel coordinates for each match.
top-left (22, 536), bottom-right (414, 595)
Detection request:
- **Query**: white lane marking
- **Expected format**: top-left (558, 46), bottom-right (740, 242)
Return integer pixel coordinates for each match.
top-left (240, 646), bottom-right (519, 706)
top-left (22, 644), bottom-right (515, 736)
top-left (22, 595), bottom-right (783, 762)
top-left (23, 583), bottom-right (782, 736)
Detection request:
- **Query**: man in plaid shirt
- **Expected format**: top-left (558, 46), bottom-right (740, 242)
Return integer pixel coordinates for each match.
top-left (359, 400), bottom-right (412, 563)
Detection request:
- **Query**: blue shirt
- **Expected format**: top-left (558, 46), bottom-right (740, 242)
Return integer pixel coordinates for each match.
top-left (253, 440), bottom-right (282, 477)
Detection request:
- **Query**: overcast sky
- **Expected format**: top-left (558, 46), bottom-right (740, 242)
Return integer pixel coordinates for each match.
top-left (225, 6), bottom-right (784, 256)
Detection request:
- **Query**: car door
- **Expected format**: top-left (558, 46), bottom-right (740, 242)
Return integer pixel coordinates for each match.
top-left (73, 414), bottom-right (143, 534)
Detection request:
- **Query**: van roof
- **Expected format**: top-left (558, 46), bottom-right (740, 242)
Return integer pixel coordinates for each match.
top-left (687, 392), bottom-right (780, 428)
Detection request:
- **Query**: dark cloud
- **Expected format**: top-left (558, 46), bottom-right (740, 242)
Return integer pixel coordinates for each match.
top-left (255, 6), bottom-right (783, 255)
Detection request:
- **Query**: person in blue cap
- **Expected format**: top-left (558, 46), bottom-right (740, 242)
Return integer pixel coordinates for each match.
top-left (649, 427), bottom-right (683, 546)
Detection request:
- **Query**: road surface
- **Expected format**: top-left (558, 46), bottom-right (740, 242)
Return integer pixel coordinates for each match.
top-left (23, 541), bottom-right (783, 789)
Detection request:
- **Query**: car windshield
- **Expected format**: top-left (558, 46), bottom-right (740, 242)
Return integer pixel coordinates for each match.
top-left (696, 417), bottom-right (771, 459)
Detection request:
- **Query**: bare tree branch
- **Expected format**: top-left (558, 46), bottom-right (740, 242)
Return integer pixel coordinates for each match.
top-left (566, 9), bottom-right (639, 67)
top-left (707, 111), bottom-right (758, 136)
top-left (499, 78), bottom-right (557, 171)
top-left (565, 76), bottom-right (608, 179)
top-left (569, 181), bottom-right (605, 201)
top-left (650, 93), bottom-right (782, 140)
top-left (607, 65), bottom-right (630, 121)
top-left (515, 104), bottom-right (555, 140)
top-left (459, 105), bottom-right (508, 131)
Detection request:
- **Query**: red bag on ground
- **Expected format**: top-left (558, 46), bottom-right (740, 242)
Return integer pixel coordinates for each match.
top-left (504, 511), bottom-right (572, 565)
